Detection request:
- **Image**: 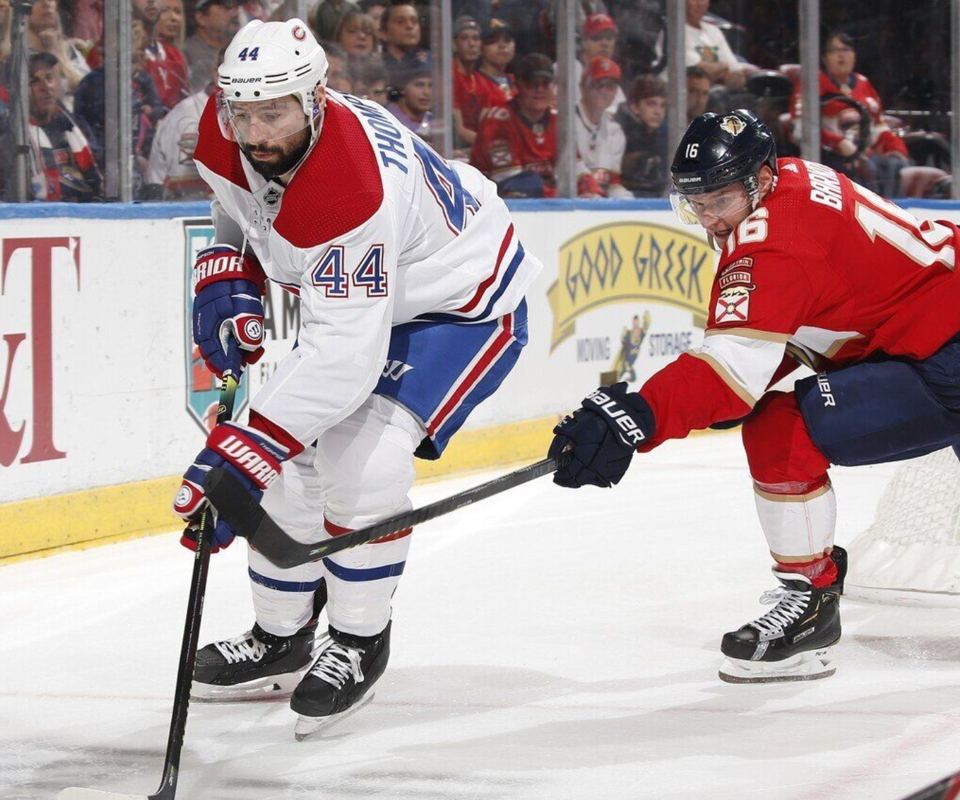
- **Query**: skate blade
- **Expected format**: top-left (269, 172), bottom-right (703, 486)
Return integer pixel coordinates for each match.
top-left (294, 691), bottom-right (376, 742)
top-left (192, 671), bottom-right (305, 702)
top-left (719, 648), bottom-right (836, 684)
top-left (58, 788), bottom-right (149, 799)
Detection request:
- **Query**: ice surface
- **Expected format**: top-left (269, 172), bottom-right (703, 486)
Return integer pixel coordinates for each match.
top-left (3, 434), bottom-right (960, 800)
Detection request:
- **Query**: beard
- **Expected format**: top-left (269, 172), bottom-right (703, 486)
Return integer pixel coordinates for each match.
top-left (240, 128), bottom-right (311, 181)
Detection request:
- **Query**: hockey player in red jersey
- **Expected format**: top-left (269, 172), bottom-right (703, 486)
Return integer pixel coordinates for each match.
top-left (549, 109), bottom-right (960, 683)
top-left (171, 19), bottom-right (540, 736)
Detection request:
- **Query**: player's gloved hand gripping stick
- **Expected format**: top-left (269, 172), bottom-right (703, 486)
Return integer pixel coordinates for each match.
top-left (58, 345), bottom-right (241, 800)
top-left (202, 382), bottom-right (650, 571)
top-left (204, 456), bottom-right (565, 570)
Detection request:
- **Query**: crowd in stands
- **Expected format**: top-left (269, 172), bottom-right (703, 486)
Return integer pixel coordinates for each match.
top-left (0, 0), bottom-right (945, 202)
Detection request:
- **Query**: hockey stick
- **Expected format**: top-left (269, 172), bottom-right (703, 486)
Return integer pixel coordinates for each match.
top-left (205, 456), bottom-right (562, 570)
top-left (899, 771), bottom-right (960, 800)
top-left (59, 368), bottom-right (241, 800)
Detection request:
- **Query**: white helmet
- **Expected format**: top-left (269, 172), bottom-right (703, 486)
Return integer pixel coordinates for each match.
top-left (216, 19), bottom-right (329, 177)
top-left (218, 18), bottom-right (328, 116)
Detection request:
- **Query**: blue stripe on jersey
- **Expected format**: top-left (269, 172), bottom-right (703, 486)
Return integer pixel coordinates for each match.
top-left (417, 245), bottom-right (527, 324)
top-left (322, 557), bottom-right (406, 582)
top-left (248, 567), bottom-right (324, 593)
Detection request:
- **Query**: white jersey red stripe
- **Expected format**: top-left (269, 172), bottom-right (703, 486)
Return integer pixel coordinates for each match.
top-left (426, 312), bottom-right (516, 435)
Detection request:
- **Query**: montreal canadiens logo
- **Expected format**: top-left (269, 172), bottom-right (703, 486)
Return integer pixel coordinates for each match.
top-left (244, 318), bottom-right (263, 341)
top-left (175, 485), bottom-right (195, 510)
top-left (292, 24), bottom-right (307, 41)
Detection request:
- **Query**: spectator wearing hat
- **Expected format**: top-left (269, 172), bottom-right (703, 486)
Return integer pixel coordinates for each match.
top-left (184, 0), bottom-right (239, 93)
top-left (380, 3), bottom-right (427, 85)
top-left (576, 56), bottom-right (630, 198)
top-left (616, 74), bottom-right (668, 197)
top-left (312, 0), bottom-right (359, 45)
top-left (684, 0), bottom-right (744, 90)
top-left (471, 52), bottom-right (599, 198)
top-left (21, 52), bottom-right (101, 201)
top-left (452, 16), bottom-right (484, 148)
top-left (475, 19), bottom-right (516, 108)
top-left (574, 14), bottom-right (625, 112)
top-left (388, 61), bottom-right (433, 141)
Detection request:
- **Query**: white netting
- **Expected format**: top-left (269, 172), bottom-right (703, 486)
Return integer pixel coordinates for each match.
top-left (845, 448), bottom-right (960, 607)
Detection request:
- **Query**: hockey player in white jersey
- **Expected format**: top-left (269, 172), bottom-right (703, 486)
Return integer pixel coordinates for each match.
top-left (171, 18), bottom-right (540, 737)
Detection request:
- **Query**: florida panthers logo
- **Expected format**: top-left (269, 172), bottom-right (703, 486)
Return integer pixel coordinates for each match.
top-left (720, 115), bottom-right (746, 137)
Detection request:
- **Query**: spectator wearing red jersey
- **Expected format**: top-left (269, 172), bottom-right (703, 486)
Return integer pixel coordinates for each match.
top-left (576, 56), bottom-right (631, 198)
top-left (145, 0), bottom-right (189, 109)
top-left (452, 16), bottom-right (484, 149)
top-left (475, 19), bottom-right (516, 109)
top-left (790, 30), bottom-right (910, 197)
top-left (471, 52), bottom-right (599, 198)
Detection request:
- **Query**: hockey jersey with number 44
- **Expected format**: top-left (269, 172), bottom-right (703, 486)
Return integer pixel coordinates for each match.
top-left (638, 156), bottom-right (960, 450)
top-left (193, 89), bottom-right (541, 449)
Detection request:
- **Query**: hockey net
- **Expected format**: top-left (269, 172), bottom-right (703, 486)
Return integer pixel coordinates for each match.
top-left (844, 448), bottom-right (960, 607)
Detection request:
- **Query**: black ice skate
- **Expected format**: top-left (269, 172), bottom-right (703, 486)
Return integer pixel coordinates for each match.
top-left (192, 581), bottom-right (328, 701)
top-left (290, 620), bottom-right (391, 741)
top-left (718, 571), bottom-right (841, 684)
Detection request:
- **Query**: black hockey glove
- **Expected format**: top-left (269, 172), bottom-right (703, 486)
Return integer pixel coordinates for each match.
top-left (549, 382), bottom-right (655, 489)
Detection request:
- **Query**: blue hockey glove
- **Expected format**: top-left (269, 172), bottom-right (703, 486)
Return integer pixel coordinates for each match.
top-left (549, 382), bottom-right (655, 489)
top-left (192, 245), bottom-right (267, 378)
top-left (174, 420), bottom-right (291, 553)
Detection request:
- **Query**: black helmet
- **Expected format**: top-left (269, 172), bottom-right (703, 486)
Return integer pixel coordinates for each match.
top-left (671, 109), bottom-right (777, 198)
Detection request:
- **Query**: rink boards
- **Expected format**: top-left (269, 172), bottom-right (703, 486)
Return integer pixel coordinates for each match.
top-left (1, 198), bottom-right (958, 561)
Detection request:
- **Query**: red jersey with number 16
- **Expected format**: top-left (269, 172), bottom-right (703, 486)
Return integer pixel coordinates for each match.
top-left (637, 156), bottom-right (960, 450)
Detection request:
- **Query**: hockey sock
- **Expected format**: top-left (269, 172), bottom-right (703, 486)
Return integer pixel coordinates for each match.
top-left (775, 553), bottom-right (838, 588)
